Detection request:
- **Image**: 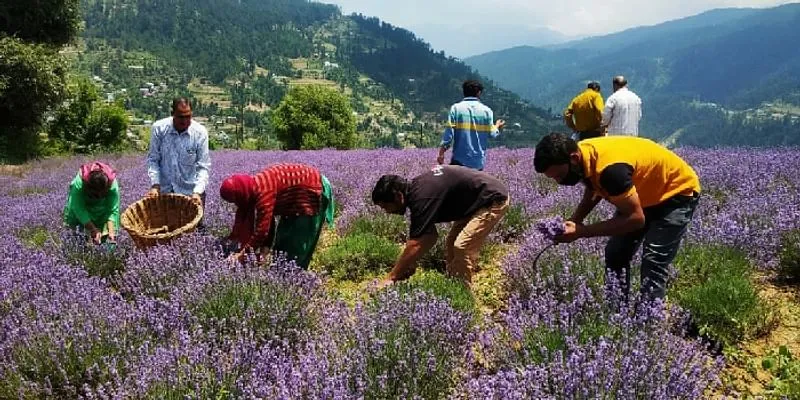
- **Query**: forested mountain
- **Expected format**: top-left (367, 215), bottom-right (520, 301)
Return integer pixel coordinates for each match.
top-left (466, 4), bottom-right (800, 147)
top-left (77, 0), bottom-right (553, 149)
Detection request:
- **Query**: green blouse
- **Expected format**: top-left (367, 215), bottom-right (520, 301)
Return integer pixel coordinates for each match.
top-left (63, 173), bottom-right (121, 233)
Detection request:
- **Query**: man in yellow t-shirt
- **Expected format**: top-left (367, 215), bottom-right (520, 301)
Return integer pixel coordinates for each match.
top-left (563, 82), bottom-right (605, 141)
top-left (533, 133), bottom-right (701, 299)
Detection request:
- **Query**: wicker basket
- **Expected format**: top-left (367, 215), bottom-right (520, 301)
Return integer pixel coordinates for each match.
top-left (121, 194), bottom-right (203, 249)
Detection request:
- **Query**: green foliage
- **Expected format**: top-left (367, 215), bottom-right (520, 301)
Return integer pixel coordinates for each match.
top-left (0, 328), bottom-right (127, 399)
top-left (16, 226), bottom-right (54, 249)
top-left (190, 278), bottom-right (317, 344)
top-left (49, 77), bottom-right (130, 153)
top-left (494, 204), bottom-right (532, 241)
top-left (397, 270), bottom-right (476, 315)
top-left (761, 345), bottom-right (800, 398)
top-left (346, 213), bottom-right (407, 242)
top-left (1, 0), bottom-right (81, 46)
top-left (61, 236), bottom-right (128, 279)
top-left (317, 232), bottom-right (400, 281)
top-left (778, 228), bottom-right (800, 282)
top-left (0, 37), bottom-right (67, 163)
top-left (672, 245), bottom-right (774, 347)
top-left (272, 85), bottom-right (357, 150)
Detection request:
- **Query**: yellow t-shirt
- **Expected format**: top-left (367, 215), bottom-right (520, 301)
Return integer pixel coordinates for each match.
top-left (564, 89), bottom-right (604, 132)
top-left (578, 136), bottom-right (701, 208)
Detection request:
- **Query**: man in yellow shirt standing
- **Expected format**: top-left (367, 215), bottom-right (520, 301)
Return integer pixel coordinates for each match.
top-left (533, 133), bottom-right (701, 299)
top-left (563, 82), bottom-right (605, 141)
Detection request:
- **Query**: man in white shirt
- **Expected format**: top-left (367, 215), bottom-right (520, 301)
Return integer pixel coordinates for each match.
top-left (601, 76), bottom-right (642, 136)
top-left (146, 97), bottom-right (211, 226)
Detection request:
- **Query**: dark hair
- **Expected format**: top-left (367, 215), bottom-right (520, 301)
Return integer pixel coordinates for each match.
top-left (587, 81), bottom-right (601, 91)
top-left (371, 175), bottom-right (408, 204)
top-left (534, 132), bottom-right (578, 173)
top-left (612, 76), bottom-right (628, 88)
top-left (171, 97), bottom-right (192, 113)
top-left (86, 170), bottom-right (109, 192)
top-left (462, 80), bottom-right (483, 97)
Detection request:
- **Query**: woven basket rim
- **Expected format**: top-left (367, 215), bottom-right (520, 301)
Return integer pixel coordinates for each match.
top-left (121, 194), bottom-right (203, 240)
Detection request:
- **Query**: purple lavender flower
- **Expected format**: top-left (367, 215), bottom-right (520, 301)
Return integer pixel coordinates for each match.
top-left (535, 216), bottom-right (566, 241)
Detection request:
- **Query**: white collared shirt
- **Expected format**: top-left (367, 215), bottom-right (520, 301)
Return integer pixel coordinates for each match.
top-left (602, 87), bottom-right (642, 136)
top-left (146, 117), bottom-right (211, 195)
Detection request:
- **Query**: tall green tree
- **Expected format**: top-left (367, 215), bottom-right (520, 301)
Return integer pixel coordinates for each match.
top-left (272, 85), bottom-right (357, 150)
top-left (0, 0), bottom-right (80, 162)
top-left (0, 38), bottom-right (67, 162)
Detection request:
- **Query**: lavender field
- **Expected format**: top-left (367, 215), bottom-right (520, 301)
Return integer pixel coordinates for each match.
top-left (1, 148), bottom-right (799, 399)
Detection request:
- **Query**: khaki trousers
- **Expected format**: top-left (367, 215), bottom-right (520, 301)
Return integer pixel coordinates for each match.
top-left (445, 197), bottom-right (510, 285)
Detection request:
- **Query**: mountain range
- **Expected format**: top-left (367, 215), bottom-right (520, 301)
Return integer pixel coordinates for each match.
top-left (466, 4), bottom-right (800, 146)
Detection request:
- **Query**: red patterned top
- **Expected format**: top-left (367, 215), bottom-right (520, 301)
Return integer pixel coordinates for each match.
top-left (249, 163), bottom-right (322, 246)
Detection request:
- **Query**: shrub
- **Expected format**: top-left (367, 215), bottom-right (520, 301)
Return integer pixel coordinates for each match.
top-left (397, 270), bottom-right (476, 315)
top-left (178, 264), bottom-right (322, 346)
top-left (347, 212), bottom-right (407, 242)
top-left (316, 232), bottom-right (400, 281)
top-left (346, 289), bottom-right (474, 399)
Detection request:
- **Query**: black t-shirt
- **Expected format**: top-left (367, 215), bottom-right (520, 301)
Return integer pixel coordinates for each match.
top-left (407, 165), bottom-right (508, 238)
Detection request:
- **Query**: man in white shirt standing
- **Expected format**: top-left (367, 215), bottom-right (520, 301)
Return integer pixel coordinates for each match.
top-left (146, 97), bottom-right (211, 226)
top-left (601, 76), bottom-right (642, 136)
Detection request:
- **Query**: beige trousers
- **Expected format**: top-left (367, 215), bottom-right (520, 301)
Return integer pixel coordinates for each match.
top-left (445, 197), bottom-right (510, 285)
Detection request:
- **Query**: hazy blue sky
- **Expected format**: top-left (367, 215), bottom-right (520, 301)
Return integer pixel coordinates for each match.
top-left (322, 0), bottom-right (796, 56)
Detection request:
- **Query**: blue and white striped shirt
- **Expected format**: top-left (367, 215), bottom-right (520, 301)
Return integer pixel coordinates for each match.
top-left (440, 97), bottom-right (499, 170)
top-left (147, 117), bottom-right (211, 195)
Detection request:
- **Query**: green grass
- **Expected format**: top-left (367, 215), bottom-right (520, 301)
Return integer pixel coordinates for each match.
top-left (16, 226), bottom-right (53, 249)
top-left (672, 244), bottom-right (775, 348)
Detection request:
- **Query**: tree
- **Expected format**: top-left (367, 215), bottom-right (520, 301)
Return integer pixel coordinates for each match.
top-left (272, 85), bottom-right (357, 150)
top-left (48, 77), bottom-right (129, 153)
top-left (0, 37), bottom-right (67, 162)
top-left (0, 0), bottom-right (80, 46)
top-left (0, 0), bottom-right (80, 162)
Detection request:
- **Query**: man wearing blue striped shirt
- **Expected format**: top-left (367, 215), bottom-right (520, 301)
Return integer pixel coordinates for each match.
top-left (146, 97), bottom-right (211, 221)
top-left (437, 80), bottom-right (505, 171)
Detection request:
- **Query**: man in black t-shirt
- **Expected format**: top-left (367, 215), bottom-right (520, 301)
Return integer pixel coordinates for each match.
top-left (371, 165), bottom-right (510, 287)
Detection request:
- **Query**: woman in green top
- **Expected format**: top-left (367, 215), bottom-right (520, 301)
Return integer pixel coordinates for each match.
top-left (63, 162), bottom-right (121, 244)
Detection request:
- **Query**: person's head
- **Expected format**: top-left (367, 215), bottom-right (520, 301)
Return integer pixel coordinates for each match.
top-left (462, 80), bottom-right (483, 98)
top-left (85, 170), bottom-right (110, 199)
top-left (587, 81), bottom-right (601, 92)
top-left (171, 97), bottom-right (193, 132)
top-left (612, 76), bottom-right (627, 92)
top-left (220, 174), bottom-right (257, 207)
top-left (371, 175), bottom-right (409, 215)
top-left (533, 132), bottom-right (585, 186)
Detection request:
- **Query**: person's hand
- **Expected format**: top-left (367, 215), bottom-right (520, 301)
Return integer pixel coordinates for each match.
top-left (436, 154), bottom-right (445, 165)
top-left (495, 119), bottom-right (506, 130)
top-left (90, 229), bottom-right (102, 245)
top-left (554, 221), bottom-right (585, 243)
top-left (226, 251), bottom-right (245, 265)
top-left (147, 186), bottom-right (160, 198)
top-left (375, 276), bottom-right (395, 290)
top-left (191, 193), bottom-right (202, 206)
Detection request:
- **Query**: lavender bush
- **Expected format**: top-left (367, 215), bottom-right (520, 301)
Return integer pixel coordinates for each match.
top-left (1, 147), bottom-right (797, 398)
